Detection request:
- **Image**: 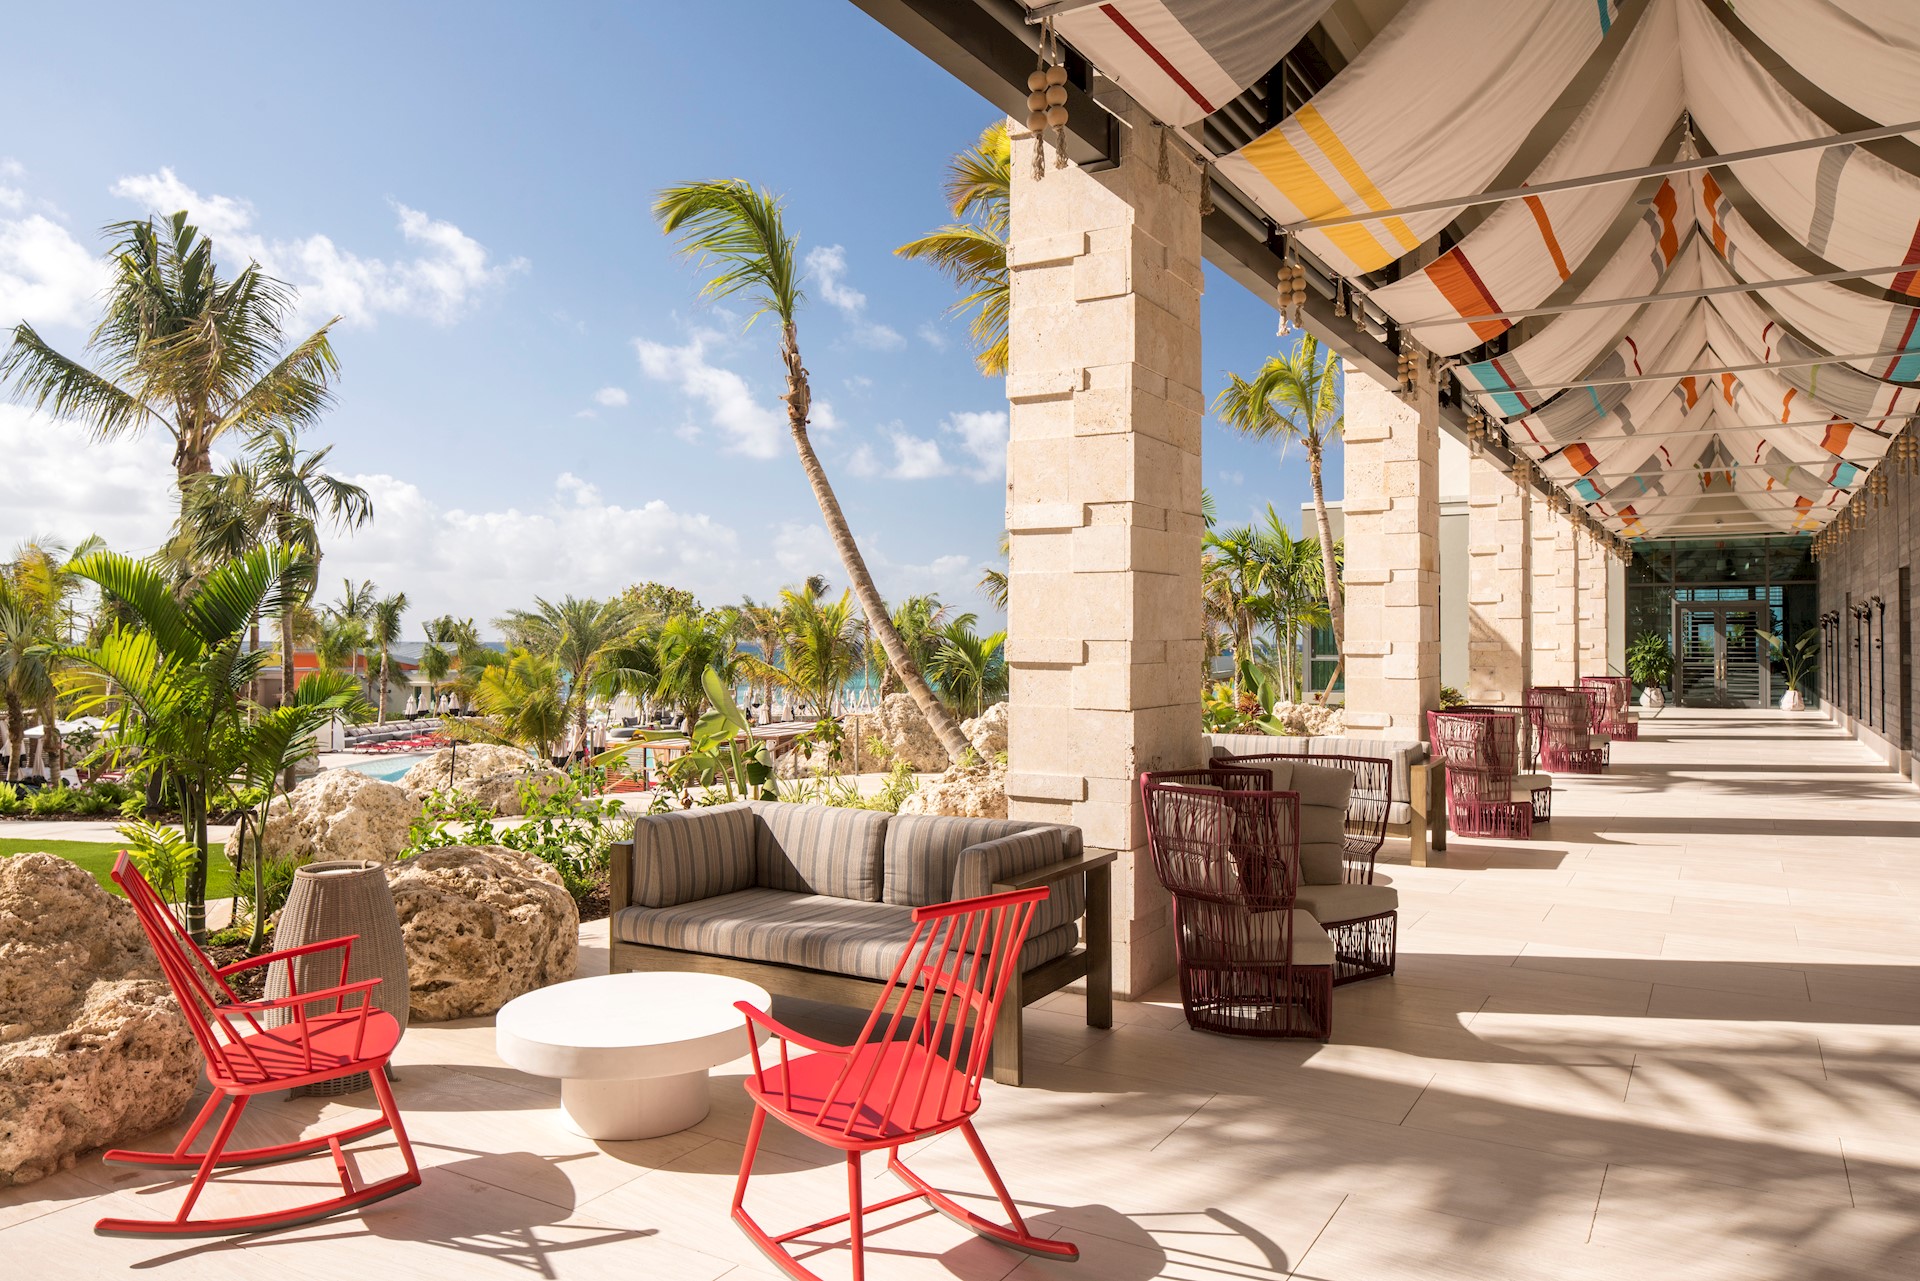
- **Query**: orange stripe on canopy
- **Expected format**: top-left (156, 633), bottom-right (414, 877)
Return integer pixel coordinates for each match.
top-left (1563, 442), bottom-right (1598, 475)
top-left (1427, 249), bottom-right (1507, 342)
top-left (1523, 195), bottom-right (1571, 280)
top-left (1821, 420), bottom-right (1854, 454)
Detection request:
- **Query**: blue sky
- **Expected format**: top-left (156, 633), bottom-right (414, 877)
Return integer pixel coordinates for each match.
top-left (0, 0), bottom-right (1335, 631)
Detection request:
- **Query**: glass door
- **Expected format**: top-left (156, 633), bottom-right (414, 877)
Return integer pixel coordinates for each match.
top-left (1719, 608), bottom-right (1765, 707)
top-left (1679, 608), bottom-right (1720, 705)
top-left (1676, 604), bottom-right (1771, 707)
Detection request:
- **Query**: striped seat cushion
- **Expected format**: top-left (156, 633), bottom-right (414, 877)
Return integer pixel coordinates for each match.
top-left (612, 888), bottom-right (1079, 982)
top-left (749, 801), bottom-right (890, 902)
top-left (629, 802), bottom-right (756, 907)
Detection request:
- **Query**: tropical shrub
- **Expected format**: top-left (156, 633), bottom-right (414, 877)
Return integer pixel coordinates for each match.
top-left (0, 782), bottom-right (18, 816)
top-left (1439, 685), bottom-right (1467, 709)
top-left (1626, 632), bottom-right (1675, 689)
top-left (403, 767), bottom-right (626, 903)
top-left (120, 820), bottom-right (199, 908)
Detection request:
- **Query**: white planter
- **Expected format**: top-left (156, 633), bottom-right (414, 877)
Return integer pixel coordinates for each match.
top-left (1780, 689), bottom-right (1805, 711)
top-left (1639, 686), bottom-right (1665, 709)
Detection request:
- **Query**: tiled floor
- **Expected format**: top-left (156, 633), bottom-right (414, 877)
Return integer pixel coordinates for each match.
top-left (8, 709), bottom-right (1919, 1279)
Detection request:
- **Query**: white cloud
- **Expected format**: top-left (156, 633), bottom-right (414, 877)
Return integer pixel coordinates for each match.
top-left (594, 386), bottom-right (629, 408)
top-left (917, 321), bottom-right (951, 351)
top-left (0, 406), bottom-right (176, 556)
top-left (843, 375), bottom-right (873, 394)
top-left (772, 521), bottom-right (977, 605)
top-left (943, 410), bottom-right (1008, 480)
top-left (632, 327), bottom-right (785, 459)
top-left (804, 243), bottom-right (904, 350)
top-left (887, 433), bottom-right (949, 480)
top-left (109, 168), bottom-right (525, 327)
top-left (0, 212), bottom-right (110, 329)
top-left (805, 244), bottom-right (864, 315)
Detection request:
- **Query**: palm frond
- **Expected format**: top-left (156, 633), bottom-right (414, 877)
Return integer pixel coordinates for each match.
top-left (1, 323), bottom-right (164, 442)
top-left (653, 180), bottom-right (802, 329)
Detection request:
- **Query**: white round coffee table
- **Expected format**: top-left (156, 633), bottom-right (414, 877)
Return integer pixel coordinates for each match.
top-left (496, 972), bottom-right (770, 1141)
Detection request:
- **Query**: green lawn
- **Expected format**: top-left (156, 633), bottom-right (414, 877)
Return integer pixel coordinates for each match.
top-left (0, 838), bottom-right (237, 899)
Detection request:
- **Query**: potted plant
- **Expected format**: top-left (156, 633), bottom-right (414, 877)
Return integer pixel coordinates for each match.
top-left (1759, 628), bottom-right (1818, 711)
top-left (1626, 632), bottom-right (1673, 708)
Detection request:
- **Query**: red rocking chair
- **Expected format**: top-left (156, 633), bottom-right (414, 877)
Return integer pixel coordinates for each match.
top-left (98, 852), bottom-right (420, 1238)
top-left (730, 885), bottom-right (1076, 1280)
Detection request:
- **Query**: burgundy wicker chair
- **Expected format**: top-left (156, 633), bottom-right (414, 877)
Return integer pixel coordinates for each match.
top-left (1527, 685), bottom-right (1610, 774)
top-left (1217, 751), bottom-right (1396, 985)
top-left (1447, 708), bottom-right (1553, 822)
top-left (1139, 767), bottom-right (1333, 1038)
top-left (1427, 711), bottom-right (1535, 840)
top-left (1581, 675), bottom-right (1638, 742)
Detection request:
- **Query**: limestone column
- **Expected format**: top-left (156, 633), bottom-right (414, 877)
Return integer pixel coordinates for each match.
top-left (1341, 368), bottom-right (1441, 737)
top-left (1003, 104), bottom-right (1206, 1000)
top-left (1530, 504), bottom-right (1581, 686)
top-left (1467, 453), bottom-right (1532, 703)
top-left (1576, 523), bottom-right (1611, 678)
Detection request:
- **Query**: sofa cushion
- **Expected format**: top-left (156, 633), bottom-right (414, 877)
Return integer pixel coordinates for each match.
top-left (612, 888), bottom-right (1078, 981)
top-left (1216, 758), bottom-right (1352, 887)
top-left (883, 814), bottom-right (1033, 907)
top-left (749, 801), bottom-right (890, 902)
top-left (1291, 882), bottom-right (1397, 927)
top-left (629, 802), bottom-right (757, 907)
top-left (952, 829), bottom-right (1084, 937)
top-left (1176, 906), bottom-right (1334, 968)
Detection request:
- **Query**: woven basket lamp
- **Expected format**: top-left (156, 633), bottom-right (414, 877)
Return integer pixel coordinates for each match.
top-left (264, 859), bottom-right (411, 1096)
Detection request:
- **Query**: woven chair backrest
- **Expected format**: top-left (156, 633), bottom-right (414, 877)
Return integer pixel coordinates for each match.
top-left (1226, 750), bottom-right (1392, 853)
top-left (1427, 711), bottom-right (1520, 778)
top-left (810, 886), bottom-right (1047, 1135)
top-left (1528, 686), bottom-right (1595, 748)
top-left (1140, 768), bottom-right (1301, 911)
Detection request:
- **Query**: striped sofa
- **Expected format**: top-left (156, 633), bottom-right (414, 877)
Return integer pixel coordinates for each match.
top-left (608, 800), bottom-right (1114, 1085)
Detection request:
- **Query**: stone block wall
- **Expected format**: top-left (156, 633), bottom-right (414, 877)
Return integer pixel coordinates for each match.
top-left (1816, 456), bottom-right (1920, 782)
top-left (1467, 453), bottom-right (1531, 703)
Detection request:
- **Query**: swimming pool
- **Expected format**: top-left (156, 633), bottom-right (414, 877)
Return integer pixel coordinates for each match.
top-left (339, 754), bottom-right (428, 783)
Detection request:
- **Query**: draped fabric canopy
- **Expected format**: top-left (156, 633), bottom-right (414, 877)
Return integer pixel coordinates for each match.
top-left (1033, 0), bottom-right (1920, 541)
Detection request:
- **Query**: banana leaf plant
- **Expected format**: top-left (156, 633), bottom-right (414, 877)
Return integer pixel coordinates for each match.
top-left (662, 667), bottom-right (776, 802)
top-left (1758, 628), bottom-right (1820, 696)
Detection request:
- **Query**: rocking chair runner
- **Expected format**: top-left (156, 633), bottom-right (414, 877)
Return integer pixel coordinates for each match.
top-left (98, 853), bottom-right (420, 1239)
top-left (731, 885), bottom-right (1077, 1281)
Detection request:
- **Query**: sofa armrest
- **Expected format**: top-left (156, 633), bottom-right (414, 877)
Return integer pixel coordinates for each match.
top-left (990, 849), bottom-right (1117, 893)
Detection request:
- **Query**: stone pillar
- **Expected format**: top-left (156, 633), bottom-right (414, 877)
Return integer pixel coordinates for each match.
top-left (1466, 453), bottom-right (1531, 703)
top-left (1530, 505), bottom-right (1581, 686)
top-left (1003, 104), bottom-right (1206, 1000)
top-left (1341, 368), bottom-right (1441, 737)
top-left (1576, 523), bottom-right (1611, 679)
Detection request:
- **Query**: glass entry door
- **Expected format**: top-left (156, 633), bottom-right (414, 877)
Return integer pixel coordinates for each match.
top-left (1675, 604), bottom-right (1770, 707)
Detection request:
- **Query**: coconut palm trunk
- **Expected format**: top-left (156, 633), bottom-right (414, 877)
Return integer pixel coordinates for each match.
top-left (778, 322), bottom-right (971, 762)
top-left (1307, 442), bottom-right (1345, 701)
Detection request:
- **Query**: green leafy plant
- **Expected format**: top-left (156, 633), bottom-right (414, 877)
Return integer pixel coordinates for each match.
top-left (1439, 685), bottom-right (1467, 709)
top-left (1759, 628), bottom-right (1819, 696)
top-left (1626, 632), bottom-right (1675, 689)
top-left (119, 820), bottom-right (199, 909)
top-left (402, 765), bottom-right (626, 903)
top-left (0, 781), bottom-right (19, 816)
top-left (660, 668), bottom-right (776, 803)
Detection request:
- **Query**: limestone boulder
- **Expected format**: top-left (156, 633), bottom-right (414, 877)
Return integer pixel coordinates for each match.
top-left (962, 701), bottom-right (1008, 761)
top-left (401, 745), bottom-right (566, 816)
top-left (227, 768), bottom-right (416, 866)
top-left (1270, 701), bottom-right (1347, 736)
top-left (896, 758), bottom-right (1008, 820)
top-left (383, 845), bottom-right (577, 1021)
top-left (872, 693), bottom-right (949, 773)
top-left (0, 854), bottom-right (198, 1186)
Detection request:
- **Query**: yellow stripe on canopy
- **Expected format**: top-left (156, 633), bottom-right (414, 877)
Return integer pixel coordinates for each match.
top-left (1237, 127), bottom-right (1395, 271)
top-left (1295, 105), bottom-right (1422, 254)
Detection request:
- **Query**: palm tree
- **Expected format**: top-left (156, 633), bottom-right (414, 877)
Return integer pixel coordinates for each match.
top-left (651, 612), bottom-right (746, 732)
top-left (655, 179), bottom-right (970, 763)
top-left (2, 537), bottom-right (107, 780)
top-left (868, 595), bottom-right (953, 698)
top-left (328, 579), bottom-right (377, 691)
top-left (979, 533), bottom-right (1010, 611)
top-left (926, 621), bottom-right (1008, 720)
top-left (0, 583), bottom-right (52, 783)
top-left (1215, 333), bottom-right (1347, 699)
top-left (416, 621), bottom-right (454, 711)
top-left (736, 596), bottom-right (785, 717)
top-left (495, 595), bottom-right (648, 755)
top-left (367, 591), bottom-right (409, 723)
top-left (1, 213), bottom-right (340, 495)
top-left (896, 122), bottom-right (1011, 375)
top-left (1202, 523), bottom-right (1270, 696)
top-left (766, 587), bottom-right (861, 718)
top-left (62, 544), bottom-right (304, 937)
top-left (470, 648), bottom-right (567, 759)
top-left (1251, 507), bottom-right (1332, 700)
top-left (246, 428), bottom-right (372, 706)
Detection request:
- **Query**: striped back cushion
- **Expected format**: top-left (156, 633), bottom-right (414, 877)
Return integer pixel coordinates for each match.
top-left (630, 802), bottom-right (756, 907)
top-left (952, 829), bottom-right (1083, 937)
top-left (749, 801), bottom-right (890, 902)
top-left (883, 814), bottom-right (1032, 907)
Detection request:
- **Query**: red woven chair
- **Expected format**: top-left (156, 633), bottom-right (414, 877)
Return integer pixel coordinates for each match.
top-left (98, 853), bottom-right (420, 1238)
top-left (1581, 675), bottom-right (1638, 741)
top-left (1139, 768), bottom-right (1333, 1038)
top-left (1427, 711), bottom-right (1535, 839)
top-left (730, 885), bottom-right (1076, 1280)
top-left (1527, 685), bottom-right (1610, 774)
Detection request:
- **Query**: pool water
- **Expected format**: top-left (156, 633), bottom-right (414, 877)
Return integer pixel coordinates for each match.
top-left (340, 754), bottom-right (427, 783)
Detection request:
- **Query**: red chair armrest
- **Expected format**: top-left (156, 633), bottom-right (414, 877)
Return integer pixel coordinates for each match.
top-left (735, 1000), bottom-right (842, 1056)
top-left (216, 934), bottom-right (359, 977)
top-left (216, 976), bottom-right (383, 1015)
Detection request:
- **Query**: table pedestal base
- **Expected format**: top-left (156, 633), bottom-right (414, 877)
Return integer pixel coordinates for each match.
top-left (560, 1071), bottom-right (711, 1140)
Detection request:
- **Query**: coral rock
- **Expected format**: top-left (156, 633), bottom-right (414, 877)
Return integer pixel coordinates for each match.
top-left (401, 745), bottom-right (566, 816)
top-left (227, 768), bottom-right (416, 866)
top-left (961, 701), bottom-right (1008, 761)
top-left (0, 854), bottom-right (197, 1186)
top-left (896, 759), bottom-right (1008, 820)
top-left (383, 845), bottom-right (578, 1021)
top-left (871, 694), bottom-right (949, 773)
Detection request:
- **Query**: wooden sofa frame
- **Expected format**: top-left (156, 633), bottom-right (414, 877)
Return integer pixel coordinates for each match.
top-left (607, 839), bottom-right (1115, 1086)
